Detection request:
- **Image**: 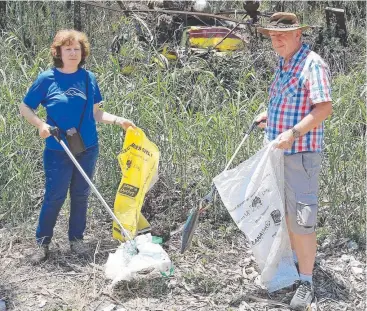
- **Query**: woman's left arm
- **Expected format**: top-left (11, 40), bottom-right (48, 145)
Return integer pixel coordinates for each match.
top-left (93, 103), bottom-right (136, 131)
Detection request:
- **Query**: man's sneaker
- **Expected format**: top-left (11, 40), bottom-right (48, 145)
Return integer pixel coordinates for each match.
top-left (70, 240), bottom-right (90, 258)
top-left (290, 281), bottom-right (314, 310)
top-left (29, 244), bottom-right (49, 265)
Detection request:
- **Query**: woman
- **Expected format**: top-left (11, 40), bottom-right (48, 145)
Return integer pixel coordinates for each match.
top-left (19, 29), bottom-right (135, 264)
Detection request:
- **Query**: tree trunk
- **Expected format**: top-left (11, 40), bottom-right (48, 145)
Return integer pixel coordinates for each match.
top-left (325, 7), bottom-right (347, 47)
top-left (74, 0), bottom-right (82, 31)
top-left (0, 1), bottom-right (6, 31)
top-left (272, 1), bottom-right (285, 12)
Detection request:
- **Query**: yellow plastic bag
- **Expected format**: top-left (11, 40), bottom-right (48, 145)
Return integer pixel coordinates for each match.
top-left (113, 127), bottom-right (159, 241)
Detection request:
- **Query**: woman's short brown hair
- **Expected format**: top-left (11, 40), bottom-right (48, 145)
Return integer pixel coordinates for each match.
top-left (50, 29), bottom-right (90, 68)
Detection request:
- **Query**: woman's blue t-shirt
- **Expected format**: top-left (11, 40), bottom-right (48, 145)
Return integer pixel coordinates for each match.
top-left (23, 68), bottom-right (102, 150)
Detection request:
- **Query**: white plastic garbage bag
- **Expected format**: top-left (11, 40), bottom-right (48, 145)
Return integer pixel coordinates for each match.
top-left (105, 233), bottom-right (173, 286)
top-left (213, 141), bottom-right (299, 292)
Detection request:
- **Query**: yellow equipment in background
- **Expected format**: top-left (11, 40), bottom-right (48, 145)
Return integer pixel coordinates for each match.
top-left (113, 127), bottom-right (159, 241)
top-left (187, 26), bottom-right (246, 51)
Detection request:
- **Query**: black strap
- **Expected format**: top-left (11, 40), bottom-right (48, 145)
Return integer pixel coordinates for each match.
top-left (47, 71), bottom-right (89, 134)
top-left (78, 72), bottom-right (88, 131)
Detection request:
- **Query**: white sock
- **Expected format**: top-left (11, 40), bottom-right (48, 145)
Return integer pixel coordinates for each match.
top-left (293, 250), bottom-right (298, 264)
top-left (300, 273), bottom-right (313, 285)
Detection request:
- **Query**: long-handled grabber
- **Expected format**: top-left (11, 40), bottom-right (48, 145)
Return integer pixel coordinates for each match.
top-left (49, 127), bottom-right (135, 247)
top-left (180, 119), bottom-right (265, 253)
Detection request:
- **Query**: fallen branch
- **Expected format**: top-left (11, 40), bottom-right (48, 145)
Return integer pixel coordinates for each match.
top-left (84, 1), bottom-right (258, 26)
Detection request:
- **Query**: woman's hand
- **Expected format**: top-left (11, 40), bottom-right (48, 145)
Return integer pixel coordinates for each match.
top-left (19, 103), bottom-right (51, 138)
top-left (115, 117), bottom-right (136, 131)
top-left (38, 122), bottom-right (51, 139)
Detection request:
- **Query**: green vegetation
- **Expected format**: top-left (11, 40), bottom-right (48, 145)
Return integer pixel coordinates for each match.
top-left (0, 1), bottom-right (365, 245)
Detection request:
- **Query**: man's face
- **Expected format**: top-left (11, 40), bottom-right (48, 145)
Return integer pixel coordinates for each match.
top-left (60, 40), bottom-right (82, 68)
top-left (269, 30), bottom-right (301, 59)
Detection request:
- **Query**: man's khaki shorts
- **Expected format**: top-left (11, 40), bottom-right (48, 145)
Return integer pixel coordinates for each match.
top-left (284, 152), bottom-right (322, 235)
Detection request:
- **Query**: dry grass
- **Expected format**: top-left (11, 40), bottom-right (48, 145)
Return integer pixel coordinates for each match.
top-left (0, 203), bottom-right (365, 311)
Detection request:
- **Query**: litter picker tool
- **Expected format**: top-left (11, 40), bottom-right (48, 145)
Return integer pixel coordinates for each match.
top-left (180, 118), bottom-right (266, 253)
top-left (49, 127), bottom-right (135, 245)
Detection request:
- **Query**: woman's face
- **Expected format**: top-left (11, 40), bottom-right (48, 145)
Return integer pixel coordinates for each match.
top-left (60, 40), bottom-right (82, 68)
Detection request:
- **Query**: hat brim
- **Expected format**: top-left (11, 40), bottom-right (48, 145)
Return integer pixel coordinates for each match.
top-left (257, 25), bottom-right (310, 37)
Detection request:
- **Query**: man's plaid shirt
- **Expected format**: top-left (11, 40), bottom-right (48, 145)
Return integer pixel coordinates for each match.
top-left (266, 43), bottom-right (332, 155)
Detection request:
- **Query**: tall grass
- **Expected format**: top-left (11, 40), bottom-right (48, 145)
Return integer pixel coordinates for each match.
top-left (320, 69), bottom-right (366, 242)
top-left (0, 1), bottom-right (365, 242)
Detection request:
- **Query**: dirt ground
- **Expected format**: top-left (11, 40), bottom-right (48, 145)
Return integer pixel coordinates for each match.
top-left (0, 205), bottom-right (365, 311)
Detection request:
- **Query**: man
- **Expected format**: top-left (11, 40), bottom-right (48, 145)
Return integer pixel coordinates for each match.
top-left (255, 12), bottom-right (332, 310)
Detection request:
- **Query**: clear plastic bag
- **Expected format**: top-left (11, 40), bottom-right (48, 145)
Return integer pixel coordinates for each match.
top-left (105, 233), bottom-right (173, 286)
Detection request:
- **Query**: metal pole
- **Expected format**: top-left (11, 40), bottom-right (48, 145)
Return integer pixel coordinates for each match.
top-left (58, 139), bottom-right (133, 241)
top-left (224, 124), bottom-right (255, 172)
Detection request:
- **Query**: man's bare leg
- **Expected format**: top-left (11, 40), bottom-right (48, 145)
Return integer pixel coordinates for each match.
top-left (292, 232), bottom-right (317, 275)
top-left (287, 217), bottom-right (297, 265)
top-left (287, 217), bottom-right (295, 249)
top-left (288, 219), bottom-right (317, 309)
top-left (286, 217), bottom-right (316, 274)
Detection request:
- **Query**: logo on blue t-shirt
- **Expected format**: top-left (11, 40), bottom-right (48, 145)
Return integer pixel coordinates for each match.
top-left (64, 87), bottom-right (87, 100)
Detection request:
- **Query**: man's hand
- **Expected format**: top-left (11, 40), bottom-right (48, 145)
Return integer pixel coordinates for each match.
top-left (115, 117), bottom-right (137, 131)
top-left (275, 129), bottom-right (295, 149)
top-left (38, 122), bottom-right (51, 139)
top-left (255, 111), bottom-right (267, 129)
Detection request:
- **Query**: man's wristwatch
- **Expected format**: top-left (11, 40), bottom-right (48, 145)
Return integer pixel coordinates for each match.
top-left (291, 127), bottom-right (301, 139)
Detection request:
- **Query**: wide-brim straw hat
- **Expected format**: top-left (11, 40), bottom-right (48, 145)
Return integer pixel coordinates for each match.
top-left (257, 12), bottom-right (310, 37)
